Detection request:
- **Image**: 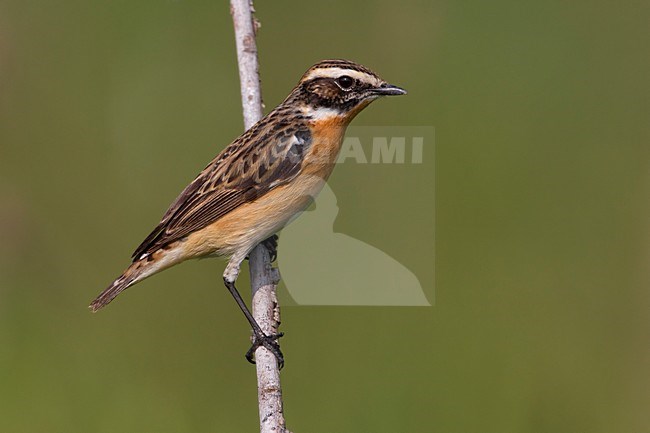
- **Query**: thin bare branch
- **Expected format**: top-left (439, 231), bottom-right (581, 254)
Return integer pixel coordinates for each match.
top-left (229, 1), bottom-right (289, 432)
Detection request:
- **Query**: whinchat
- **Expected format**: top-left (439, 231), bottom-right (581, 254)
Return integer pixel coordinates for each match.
top-left (90, 59), bottom-right (406, 366)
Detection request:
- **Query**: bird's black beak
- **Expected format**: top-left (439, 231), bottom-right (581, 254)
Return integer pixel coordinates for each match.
top-left (372, 82), bottom-right (407, 96)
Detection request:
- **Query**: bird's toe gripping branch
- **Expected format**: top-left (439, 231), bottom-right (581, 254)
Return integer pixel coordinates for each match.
top-left (245, 234), bottom-right (279, 263)
top-left (246, 330), bottom-right (284, 369)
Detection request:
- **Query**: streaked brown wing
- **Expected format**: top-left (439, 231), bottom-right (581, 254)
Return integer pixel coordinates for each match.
top-left (131, 123), bottom-right (312, 260)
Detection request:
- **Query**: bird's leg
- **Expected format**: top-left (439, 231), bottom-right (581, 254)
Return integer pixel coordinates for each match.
top-left (223, 255), bottom-right (284, 369)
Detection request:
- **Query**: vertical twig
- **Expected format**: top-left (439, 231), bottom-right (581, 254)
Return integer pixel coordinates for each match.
top-left (230, 0), bottom-right (263, 128)
top-left (229, 1), bottom-right (288, 433)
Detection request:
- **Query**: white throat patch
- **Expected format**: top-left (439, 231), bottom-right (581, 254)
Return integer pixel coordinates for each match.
top-left (302, 106), bottom-right (344, 121)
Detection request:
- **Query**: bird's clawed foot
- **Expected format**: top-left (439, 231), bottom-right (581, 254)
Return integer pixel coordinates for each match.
top-left (246, 330), bottom-right (285, 369)
top-left (261, 234), bottom-right (279, 262)
top-left (244, 235), bottom-right (279, 262)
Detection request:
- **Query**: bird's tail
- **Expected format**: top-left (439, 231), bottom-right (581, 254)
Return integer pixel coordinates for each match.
top-left (89, 273), bottom-right (137, 312)
top-left (89, 245), bottom-right (184, 312)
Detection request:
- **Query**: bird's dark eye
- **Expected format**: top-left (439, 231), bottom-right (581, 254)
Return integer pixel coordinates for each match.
top-left (336, 75), bottom-right (354, 90)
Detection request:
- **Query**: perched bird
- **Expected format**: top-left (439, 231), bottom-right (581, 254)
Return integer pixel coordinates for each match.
top-left (90, 59), bottom-right (406, 366)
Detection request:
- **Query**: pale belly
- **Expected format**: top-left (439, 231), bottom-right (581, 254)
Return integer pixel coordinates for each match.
top-left (182, 171), bottom-right (332, 259)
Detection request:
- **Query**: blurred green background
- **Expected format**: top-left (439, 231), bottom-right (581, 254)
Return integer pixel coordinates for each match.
top-left (1, 0), bottom-right (649, 432)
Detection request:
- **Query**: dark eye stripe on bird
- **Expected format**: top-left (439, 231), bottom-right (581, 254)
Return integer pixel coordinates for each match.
top-left (89, 59), bottom-right (405, 367)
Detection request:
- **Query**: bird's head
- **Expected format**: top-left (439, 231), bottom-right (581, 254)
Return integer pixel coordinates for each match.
top-left (289, 59), bottom-right (406, 121)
